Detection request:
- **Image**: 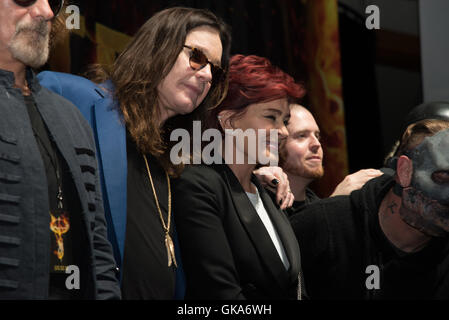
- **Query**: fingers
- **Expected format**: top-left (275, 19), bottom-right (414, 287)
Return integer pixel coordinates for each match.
top-left (357, 169), bottom-right (383, 177)
top-left (331, 168), bottom-right (384, 196)
top-left (275, 170), bottom-right (291, 208)
top-left (253, 167), bottom-right (277, 187)
top-left (253, 166), bottom-right (293, 208)
top-left (280, 188), bottom-right (294, 210)
top-left (270, 178), bottom-right (280, 187)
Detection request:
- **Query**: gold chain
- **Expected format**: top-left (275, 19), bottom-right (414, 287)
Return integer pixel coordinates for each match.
top-left (143, 154), bottom-right (177, 268)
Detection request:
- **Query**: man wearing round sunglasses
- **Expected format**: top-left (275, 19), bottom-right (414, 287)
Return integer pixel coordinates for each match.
top-left (39, 7), bottom-right (231, 299)
top-left (0, 0), bottom-right (120, 299)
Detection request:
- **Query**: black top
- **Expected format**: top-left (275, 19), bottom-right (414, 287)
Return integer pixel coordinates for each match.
top-left (267, 187), bottom-right (320, 217)
top-left (174, 164), bottom-right (302, 300)
top-left (24, 94), bottom-right (83, 299)
top-left (121, 134), bottom-right (176, 299)
top-left (0, 68), bottom-right (120, 299)
top-left (286, 188), bottom-right (320, 217)
top-left (289, 174), bottom-right (449, 299)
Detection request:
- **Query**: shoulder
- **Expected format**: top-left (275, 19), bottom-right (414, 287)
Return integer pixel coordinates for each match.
top-left (37, 71), bottom-right (110, 108)
top-left (291, 195), bottom-right (351, 221)
top-left (289, 196), bottom-right (351, 239)
top-left (37, 71), bottom-right (100, 93)
top-left (175, 164), bottom-right (226, 191)
top-left (36, 85), bottom-right (94, 139)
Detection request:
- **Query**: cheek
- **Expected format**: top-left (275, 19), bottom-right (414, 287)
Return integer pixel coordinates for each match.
top-left (292, 144), bottom-right (307, 161)
top-left (198, 83), bottom-right (212, 104)
top-left (283, 143), bottom-right (302, 162)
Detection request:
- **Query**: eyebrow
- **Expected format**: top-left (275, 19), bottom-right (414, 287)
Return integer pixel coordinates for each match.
top-left (293, 130), bottom-right (320, 136)
top-left (265, 108), bottom-right (283, 115)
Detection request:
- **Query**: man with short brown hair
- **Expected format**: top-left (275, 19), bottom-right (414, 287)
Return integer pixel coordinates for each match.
top-left (278, 103), bottom-right (381, 214)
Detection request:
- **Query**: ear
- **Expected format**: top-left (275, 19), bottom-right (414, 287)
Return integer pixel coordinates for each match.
top-left (217, 110), bottom-right (235, 131)
top-left (397, 155), bottom-right (413, 187)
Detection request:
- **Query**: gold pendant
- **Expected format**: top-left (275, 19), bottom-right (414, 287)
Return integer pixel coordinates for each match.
top-left (165, 233), bottom-right (178, 268)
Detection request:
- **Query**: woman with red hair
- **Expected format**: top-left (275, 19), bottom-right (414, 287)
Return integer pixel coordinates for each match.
top-left (174, 55), bottom-right (306, 299)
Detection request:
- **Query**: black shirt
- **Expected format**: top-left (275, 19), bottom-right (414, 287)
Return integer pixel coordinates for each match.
top-left (285, 188), bottom-right (320, 218)
top-left (24, 94), bottom-right (83, 299)
top-left (121, 134), bottom-right (176, 299)
top-left (290, 174), bottom-right (449, 299)
top-left (267, 187), bottom-right (320, 217)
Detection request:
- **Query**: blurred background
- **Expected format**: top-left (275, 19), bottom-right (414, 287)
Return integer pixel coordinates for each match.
top-left (42, 0), bottom-right (449, 197)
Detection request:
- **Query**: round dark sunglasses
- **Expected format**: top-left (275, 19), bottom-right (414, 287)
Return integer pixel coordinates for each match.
top-left (183, 45), bottom-right (224, 84)
top-left (13, 0), bottom-right (64, 17)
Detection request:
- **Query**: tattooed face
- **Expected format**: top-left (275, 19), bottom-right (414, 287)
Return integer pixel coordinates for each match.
top-left (400, 129), bottom-right (449, 237)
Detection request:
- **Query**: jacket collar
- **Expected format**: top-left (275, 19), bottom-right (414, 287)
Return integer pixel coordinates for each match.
top-left (218, 164), bottom-right (301, 291)
top-left (0, 67), bottom-right (41, 92)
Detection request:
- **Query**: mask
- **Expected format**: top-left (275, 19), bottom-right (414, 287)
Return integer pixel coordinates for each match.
top-left (400, 129), bottom-right (449, 237)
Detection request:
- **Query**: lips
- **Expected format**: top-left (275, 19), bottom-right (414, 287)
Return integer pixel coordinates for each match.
top-left (266, 141), bottom-right (278, 151)
top-left (184, 83), bottom-right (202, 96)
top-left (306, 156), bottom-right (322, 161)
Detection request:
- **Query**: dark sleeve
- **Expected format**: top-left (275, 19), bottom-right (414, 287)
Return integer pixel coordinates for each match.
top-left (91, 158), bottom-right (121, 300)
top-left (288, 202), bottom-right (330, 292)
top-left (75, 110), bottom-right (120, 300)
top-left (174, 167), bottom-right (245, 300)
top-left (289, 203), bottom-right (329, 256)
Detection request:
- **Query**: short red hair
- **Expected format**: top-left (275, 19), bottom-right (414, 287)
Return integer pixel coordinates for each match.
top-left (207, 54), bottom-right (306, 131)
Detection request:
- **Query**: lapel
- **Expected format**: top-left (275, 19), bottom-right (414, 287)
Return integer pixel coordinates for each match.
top-left (253, 176), bottom-right (301, 285)
top-left (34, 93), bottom-right (90, 228)
top-left (92, 96), bottom-right (127, 265)
top-left (220, 164), bottom-right (294, 290)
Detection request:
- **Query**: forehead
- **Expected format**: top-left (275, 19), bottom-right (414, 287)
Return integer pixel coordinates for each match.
top-left (288, 107), bottom-right (319, 132)
top-left (185, 25), bottom-right (222, 66)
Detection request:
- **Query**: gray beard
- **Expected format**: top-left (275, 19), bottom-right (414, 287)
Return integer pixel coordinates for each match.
top-left (8, 18), bottom-right (50, 68)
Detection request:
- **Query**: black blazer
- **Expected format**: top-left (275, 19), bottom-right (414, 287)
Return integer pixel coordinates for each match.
top-left (174, 164), bottom-right (303, 300)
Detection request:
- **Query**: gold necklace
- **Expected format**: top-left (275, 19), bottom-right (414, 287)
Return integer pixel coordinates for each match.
top-left (15, 79), bottom-right (31, 96)
top-left (143, 154), bottom-right (177, 268)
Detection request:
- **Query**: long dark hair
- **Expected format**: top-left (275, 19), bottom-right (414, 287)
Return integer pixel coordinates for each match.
top-left (91, 7), bottom-right (231, 176)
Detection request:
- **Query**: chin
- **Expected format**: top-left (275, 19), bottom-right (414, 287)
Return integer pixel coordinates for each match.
top-left (261, 150), bottom-right (279, 166)
top-left (174, 102), bottom-right (197, 116)
top-left (303, 167), bottom-right (324, 179)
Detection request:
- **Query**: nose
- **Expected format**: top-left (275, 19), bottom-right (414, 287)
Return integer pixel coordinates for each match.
top-left (195, 63), bottom-right (213, 83)
top-left (309, 135), bottom-right (321, 152)
top-left (278, 124), bottom-right (289, 140)
top-left (29, 0), bottom-right (55, 21)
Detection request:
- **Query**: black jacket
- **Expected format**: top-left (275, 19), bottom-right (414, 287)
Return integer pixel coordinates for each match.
top-left (0, 69), bottom-right (120, 299)
top-left (174, 164), bottom-right (303, 300)
top-left (289, 174), bottom-right (449, 299)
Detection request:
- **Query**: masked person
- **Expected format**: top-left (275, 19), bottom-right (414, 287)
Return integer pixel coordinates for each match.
top-left (384, 101), bottom-right (449, 166)
top-left (0, 0), bottom-right (120, 299)
top-left (290, 119), bottom-right (449, 299)
top-left (38, 7), bottom-right (231, 299)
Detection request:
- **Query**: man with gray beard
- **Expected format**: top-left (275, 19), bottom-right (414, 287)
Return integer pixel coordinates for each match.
top-left (0, 0), bottom-right (120, 299)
